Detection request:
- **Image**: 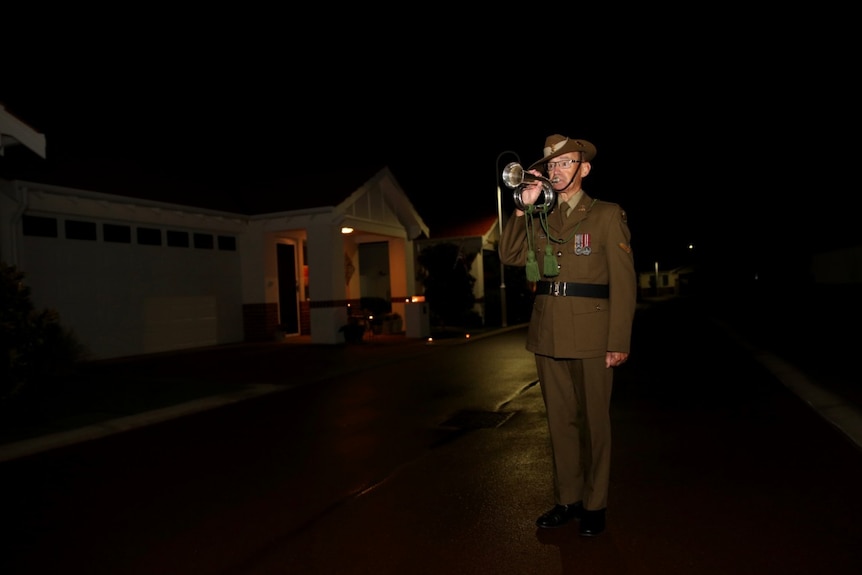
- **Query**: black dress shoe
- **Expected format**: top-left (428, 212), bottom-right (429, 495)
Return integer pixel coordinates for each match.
top-left (578, 508), bottom-right (606, 536)
top-left (535, 502), bottom-right (583, 528)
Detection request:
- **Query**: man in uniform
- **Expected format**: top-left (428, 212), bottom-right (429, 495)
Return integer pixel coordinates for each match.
top-left (499, 134), bottom-right (636, 536)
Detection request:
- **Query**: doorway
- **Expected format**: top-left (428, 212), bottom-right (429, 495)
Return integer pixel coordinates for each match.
top-left (359, 241), bottom-right (390, 302)
top-left (277, 242), bottom-right (299, 335)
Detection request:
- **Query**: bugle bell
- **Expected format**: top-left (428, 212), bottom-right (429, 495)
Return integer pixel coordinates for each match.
top-left (501, 162), bottom-right (557, 213)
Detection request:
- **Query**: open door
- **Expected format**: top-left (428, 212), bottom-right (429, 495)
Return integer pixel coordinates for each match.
top-left (277, 243), bottom-right (299, 335)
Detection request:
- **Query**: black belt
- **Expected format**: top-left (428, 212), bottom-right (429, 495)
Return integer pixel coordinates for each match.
top-left (535, 281), bottom-right (609, 298)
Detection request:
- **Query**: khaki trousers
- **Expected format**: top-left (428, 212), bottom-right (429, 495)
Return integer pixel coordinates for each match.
top-left (535, 354), bottom-right (613, 511)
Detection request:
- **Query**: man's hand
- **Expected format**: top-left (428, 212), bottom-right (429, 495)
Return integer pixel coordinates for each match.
top-left (606, 351), bottom-right (629, 368)
top-left (514, 170), bottom-right (545, 216)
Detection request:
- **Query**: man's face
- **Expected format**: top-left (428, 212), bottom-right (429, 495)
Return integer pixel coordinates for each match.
top-left (546, 152), bottom-right (590, 191)
top-left (545, 153), bottom-right (582, 177)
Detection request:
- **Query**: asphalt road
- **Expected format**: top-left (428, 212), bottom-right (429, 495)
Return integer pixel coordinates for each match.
top-left (2, 298), bottom-right (861, 575)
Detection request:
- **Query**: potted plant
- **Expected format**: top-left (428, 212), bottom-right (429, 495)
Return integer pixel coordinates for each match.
top-left (339, 320), bottom-right (366, 344)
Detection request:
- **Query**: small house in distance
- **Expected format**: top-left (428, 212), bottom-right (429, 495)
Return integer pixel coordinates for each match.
top-left (415, 213), bottom-right (501, 326)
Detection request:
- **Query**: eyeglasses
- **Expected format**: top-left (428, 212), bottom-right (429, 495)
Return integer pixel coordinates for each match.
top-left (546, 159), bottom-right (582, 170)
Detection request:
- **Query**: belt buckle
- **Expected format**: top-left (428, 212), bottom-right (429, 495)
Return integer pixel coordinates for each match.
top-left (552, 281), bottom-right (562, 296)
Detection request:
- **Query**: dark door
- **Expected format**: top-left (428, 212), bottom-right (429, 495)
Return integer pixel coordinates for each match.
top-left (277, 243), bottom-right (299, 334)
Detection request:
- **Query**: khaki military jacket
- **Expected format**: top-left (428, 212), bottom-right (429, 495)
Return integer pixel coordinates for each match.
top-left (499, 192), bottom-right (636, 359)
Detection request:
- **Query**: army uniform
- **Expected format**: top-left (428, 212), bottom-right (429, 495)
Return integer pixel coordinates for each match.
top-left (499, 134), bottom-right (636, 535)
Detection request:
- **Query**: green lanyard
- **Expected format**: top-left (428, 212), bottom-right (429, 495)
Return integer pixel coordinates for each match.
top-left (523, 199), bottom-right (597, 281)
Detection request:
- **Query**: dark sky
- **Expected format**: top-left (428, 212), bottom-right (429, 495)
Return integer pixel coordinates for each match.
top-left (2, 11), bottom-right (859, 276)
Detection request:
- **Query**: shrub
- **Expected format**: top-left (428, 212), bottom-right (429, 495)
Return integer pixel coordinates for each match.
top-left (0, 262), bottom-right (88, 402)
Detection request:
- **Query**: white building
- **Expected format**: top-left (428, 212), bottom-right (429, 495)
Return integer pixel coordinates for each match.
top-left (1, 105), bottom-right (429, 359)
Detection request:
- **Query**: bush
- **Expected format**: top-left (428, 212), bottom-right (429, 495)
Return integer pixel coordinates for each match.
top-left (0, 262), bottom-right (88, 402)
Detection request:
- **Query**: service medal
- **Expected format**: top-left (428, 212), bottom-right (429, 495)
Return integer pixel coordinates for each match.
top-left (575, 233), bottom-right (592, 256)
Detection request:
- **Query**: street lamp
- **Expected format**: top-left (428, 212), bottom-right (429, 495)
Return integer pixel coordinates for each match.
top-left (496, 150), bottom-right (520, 327)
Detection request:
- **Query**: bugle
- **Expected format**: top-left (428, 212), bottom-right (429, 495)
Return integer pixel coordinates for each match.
top-left (501, 162), bottom-right (557, 213)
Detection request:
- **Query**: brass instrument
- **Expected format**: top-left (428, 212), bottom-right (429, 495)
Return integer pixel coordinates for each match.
top-left (501, 162), bottom-right (557, 213)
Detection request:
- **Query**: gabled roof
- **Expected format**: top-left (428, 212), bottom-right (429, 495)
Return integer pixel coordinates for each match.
top-left (255, 166), bottom-right (429, 240)
top-left (5, 165), bottom-right (430, 241)
top-left (235, 162), bottom-right (387, 215)
top-left (433, 214), bottom-right (498, 240)
top-left (0, 139), bottom-right (418, 229)
top-left (0, 105), bottom-right (439, 240)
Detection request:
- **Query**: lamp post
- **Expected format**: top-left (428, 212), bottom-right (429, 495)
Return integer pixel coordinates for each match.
top-left (496, 150), bottom-right (520, 327)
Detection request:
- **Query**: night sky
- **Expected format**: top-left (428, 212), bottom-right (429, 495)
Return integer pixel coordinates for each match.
top-left (2, 11), bottom-right (858, 278)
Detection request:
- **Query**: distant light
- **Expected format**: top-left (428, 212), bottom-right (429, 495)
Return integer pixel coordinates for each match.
top-left (411, 295), bottom-right (426, 302)
top-left (465, 333), bottom-right (470, 339)
top-left (341, 227), bottom-right (354, 234)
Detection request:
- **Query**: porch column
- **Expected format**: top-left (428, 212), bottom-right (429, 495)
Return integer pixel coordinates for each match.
top-left (306, 221), bottom-right (349, 344)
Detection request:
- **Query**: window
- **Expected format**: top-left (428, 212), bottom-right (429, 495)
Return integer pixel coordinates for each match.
top-left (65, 219), bottom-right (97, 241)
top-left (137, 227), bottom-right (162, 246)
top-left (193, 233), bottom-right (214, 249)
top-left (103, 223), bottom-right (132, 243)
top-left (22, 215), bottom-right (58, 237)
top-left (167, 230), bottom-right (190, 247)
